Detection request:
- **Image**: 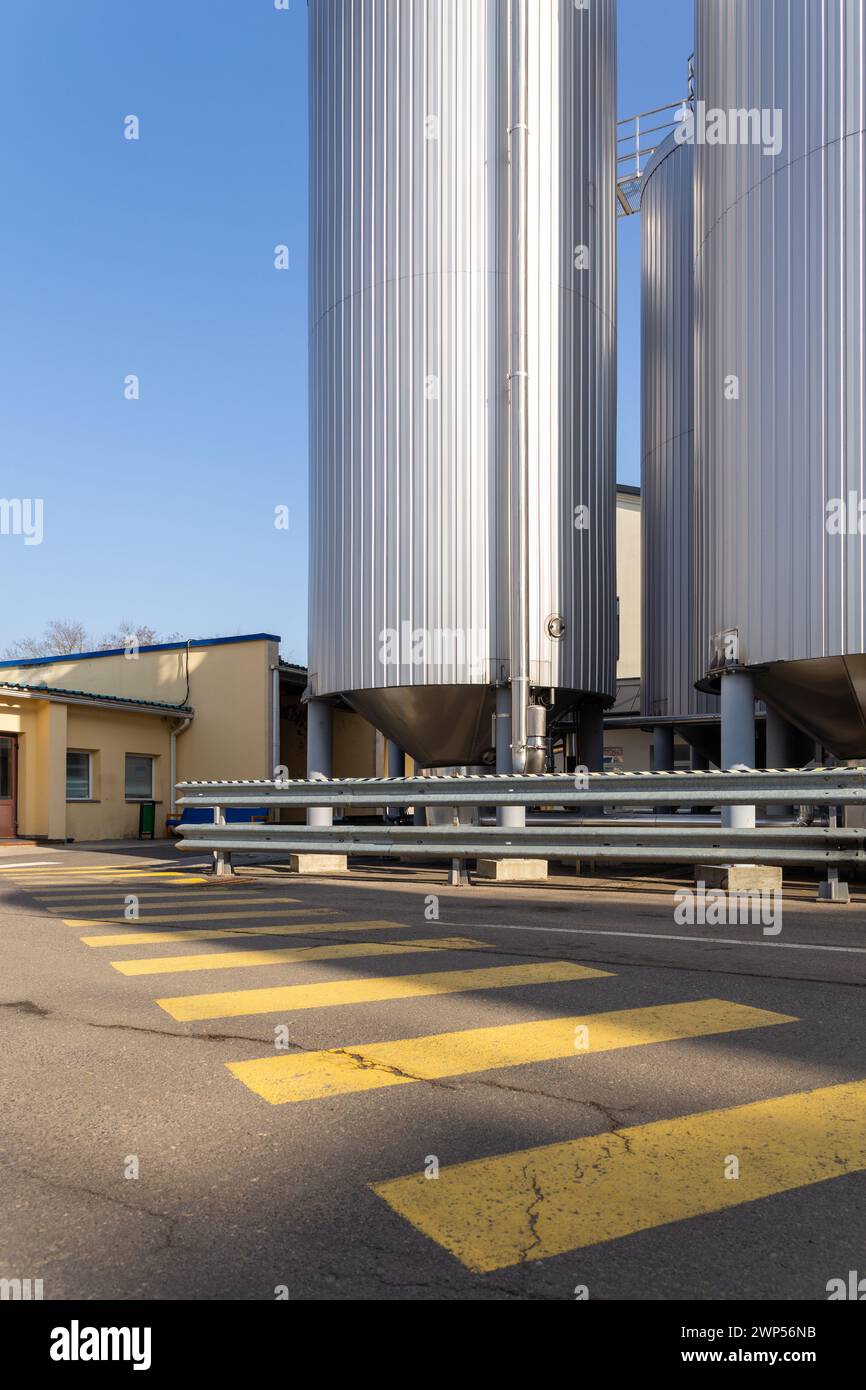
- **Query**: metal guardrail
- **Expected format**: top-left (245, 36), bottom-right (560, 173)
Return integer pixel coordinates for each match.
top-left (177, 768), bottom-right (866, 809)
top-left (174, 770), bottom-right (866, 870)
top-left (175, 822), bottom-right (864, 867)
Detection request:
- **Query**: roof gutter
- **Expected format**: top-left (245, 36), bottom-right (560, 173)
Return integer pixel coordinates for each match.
top-left (0, 687), bottom-right (193, 717)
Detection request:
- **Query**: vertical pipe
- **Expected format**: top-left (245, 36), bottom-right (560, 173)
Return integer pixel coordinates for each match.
top-left (652, 726), bottom-right (675, 773)
top-left (271, 665), bottom-right (281, 778)
top-left (508, 0), bottom-right (530, 773)
top-left (720, 670), bottom-right (756, 830)
top-left (306, 699), bottom-right (334, 829)
top-left (496, 685), bottom-right (525, 829)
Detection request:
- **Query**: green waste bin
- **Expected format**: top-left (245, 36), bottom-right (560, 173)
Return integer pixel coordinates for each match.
top-left (138, 801), bottom-right (156, 840)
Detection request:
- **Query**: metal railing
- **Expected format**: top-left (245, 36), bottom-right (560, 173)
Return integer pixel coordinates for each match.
top-left (616, 56), bottom-right (695, 216)
top-left (176, 822), bottom-right (862, 868)
top-left (177, 768), bottom-right (866, 809)
top-left (174, 769), bottom-right (866, 871)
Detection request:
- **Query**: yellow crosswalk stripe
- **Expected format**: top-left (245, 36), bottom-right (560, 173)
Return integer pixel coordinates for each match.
top-left (111, 937), bottom-right (489, 976)
top-left (35, 886), bottom-right (283, 898)
top-left (43, 895), bottom-right (304, 912)
top-left (156, 960), bottom-right (611, 1022)
top-left (372, 1077), bottom-right (866, 1273)
top-left (14, 873), bottom-right (207, 886)
top-left (63, 906), bottom-right (338, 927)
top-left (80, 918), bottom-right (398, 948)
top-left (227, 998), bottom-right (795, 1106)
top-left (1, 865), bottom-right (201, 876)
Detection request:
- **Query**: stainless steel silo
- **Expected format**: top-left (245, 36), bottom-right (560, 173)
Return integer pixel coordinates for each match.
top-left (308, 0), bottom-right (617, 770)
top-left (640, 132), bottom-right (717, 765)
top-left (694, 0), bottom-right (866, 758)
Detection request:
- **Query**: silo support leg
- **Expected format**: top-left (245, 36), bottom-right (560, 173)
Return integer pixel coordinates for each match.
top-left (295, 698), bottom-right (347, 874)
top-left (478, 687), bottom-right (546, 880)
top-left (696, 669), bottom-right (779, 894)
top-left (720, 671), bottom-right (756, 831)
top-left (495, 686), bottom-right (525, 830)
top-left (386, 740), bottom-right (406, 821)
top-left (653, 726), bottom-right (674, 773)
top-left (765, 706), bottom-right (801, 816)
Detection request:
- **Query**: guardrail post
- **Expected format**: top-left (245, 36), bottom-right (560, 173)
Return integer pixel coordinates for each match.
top-left (818, 809), bottom-right (850, 903)
top-left (212, 805), bottom-right (232, 877)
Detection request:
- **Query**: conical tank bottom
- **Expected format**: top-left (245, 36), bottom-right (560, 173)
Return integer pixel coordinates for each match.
top-left (757, 655), bottom-right (866, 760)
top-left (344, 685), bottom-right (496, 769)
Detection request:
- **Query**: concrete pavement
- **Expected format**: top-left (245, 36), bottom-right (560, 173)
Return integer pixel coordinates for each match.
top-left (1, 842), bottom-right (865, 1300)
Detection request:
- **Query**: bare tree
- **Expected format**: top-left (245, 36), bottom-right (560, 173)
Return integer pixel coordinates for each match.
top-left (98, 623), bottom-right (161, 650)
top-left (4, 619), bottom-right (91, 659)
top-left (4, 620), bottom-right (180, 660)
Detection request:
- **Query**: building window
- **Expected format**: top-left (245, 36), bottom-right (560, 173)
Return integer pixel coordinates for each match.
top-left (67, 750), bottom-right (92, 801)
top-left (125, 753), bottom-right (155, 800)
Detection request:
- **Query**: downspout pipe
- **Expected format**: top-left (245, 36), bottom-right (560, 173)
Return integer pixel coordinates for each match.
top-left (270, 664), bottom-right (281, 777)
top-left (170, 717), bottom-right (192, 814)
top-left (508, 0), bottom-right (531, 773)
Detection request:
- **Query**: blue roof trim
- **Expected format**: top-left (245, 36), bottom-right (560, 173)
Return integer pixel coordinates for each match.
top-left (0, 633), bottom-right (281, 671)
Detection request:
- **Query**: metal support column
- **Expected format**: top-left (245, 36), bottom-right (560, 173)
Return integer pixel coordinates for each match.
top-left (496, 685), bottom-right (525, 829)
top-left (579, 700), bottom-right (605, 774)
top-left (765, 705), bottom-right (802, 817)
top-left (387, 741), bottom-right (406, 781)
top-left (306, 699), bottom-right (334, 829)
top-left (720, 670), bottom-right (756, 830)
top-left (386, 740), bottom-right (406, 821)
top-left (653, 726), bottom-right (675, 773)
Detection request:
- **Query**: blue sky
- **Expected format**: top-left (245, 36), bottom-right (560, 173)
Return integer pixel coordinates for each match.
top-left (0, 0), bottom-right (692, 666)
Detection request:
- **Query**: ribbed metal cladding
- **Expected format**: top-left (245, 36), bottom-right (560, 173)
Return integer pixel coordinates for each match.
top-left (641, 133), bottom-right (716, 720)
top-left (694, 0), bottom-right (866, 682)
top-left (308, 0), bottom-right (616, 765)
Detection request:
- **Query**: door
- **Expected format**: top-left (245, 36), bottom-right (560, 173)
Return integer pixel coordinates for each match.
top-left (0, 736), bottom-right (17, 837)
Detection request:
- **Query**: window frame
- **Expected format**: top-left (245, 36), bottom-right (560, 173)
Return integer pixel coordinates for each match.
top-left (124, 752), bottom-right (156, 802)
top-left (66, 749), bottom-right (93, 802)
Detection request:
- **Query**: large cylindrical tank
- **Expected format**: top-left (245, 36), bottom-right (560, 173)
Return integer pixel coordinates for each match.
top-left (694, 0), bottom-right (866, 756)
top-left (641, 132), bottom-right (716, 729)
top-left (308, 0), bottom-right (617, 768)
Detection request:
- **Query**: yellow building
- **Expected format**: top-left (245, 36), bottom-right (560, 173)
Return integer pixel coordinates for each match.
top-left (0, 634), bottom-right (288, 842)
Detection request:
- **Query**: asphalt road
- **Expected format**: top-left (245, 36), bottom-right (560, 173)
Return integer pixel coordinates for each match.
top-left (2, 842), bottom-right (865, 1301)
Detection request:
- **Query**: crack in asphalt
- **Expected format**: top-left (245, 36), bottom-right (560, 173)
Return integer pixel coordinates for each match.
top-left (0, 1002), bottom-right (292, 1050)
top-left (319, 1043), bottom-right (641, 1128)
top-left (519, 1164), bottom-right (545, 1265)
top-left (0, 997), bottom-right (641, 1123)
top-left (0, 1157), bottom-right (180, 1254)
